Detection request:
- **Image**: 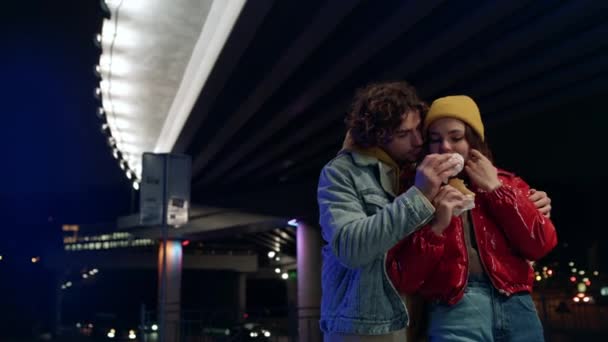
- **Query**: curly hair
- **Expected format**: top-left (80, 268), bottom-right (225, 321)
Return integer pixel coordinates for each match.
top-left (345, 81), bottom-right (427, 148)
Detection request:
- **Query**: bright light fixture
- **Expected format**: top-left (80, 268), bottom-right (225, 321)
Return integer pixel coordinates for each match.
top-left (97, 0), bottom-right (245, 183)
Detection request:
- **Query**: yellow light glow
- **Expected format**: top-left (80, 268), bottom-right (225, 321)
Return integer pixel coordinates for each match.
top-left (577, 283), bottom-right (587, 292)
top-left (62, 225), bottom-right (80, 232)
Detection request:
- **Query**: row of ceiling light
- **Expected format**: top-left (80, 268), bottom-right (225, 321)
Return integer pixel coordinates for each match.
top-left (96, 0), bottom-right (141, 191)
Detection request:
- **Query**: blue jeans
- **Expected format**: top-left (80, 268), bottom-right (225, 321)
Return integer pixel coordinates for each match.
top-left (428, 274), bottom-right (544, 342)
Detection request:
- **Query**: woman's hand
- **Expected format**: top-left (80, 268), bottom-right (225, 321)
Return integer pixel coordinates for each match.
top-left (465, 149), bottom-right (501, 192)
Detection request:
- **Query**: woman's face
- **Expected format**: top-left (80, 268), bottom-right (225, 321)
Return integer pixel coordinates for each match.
top-left (427, 118), bottom-right (470, 160)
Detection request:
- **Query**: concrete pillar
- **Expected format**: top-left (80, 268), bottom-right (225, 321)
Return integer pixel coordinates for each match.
top-left (296, 221), bottom-right (322, 342)
top-left (158, 240), bottom-right (182, 342)
top-left (236, 273), bottom-right (247, 322)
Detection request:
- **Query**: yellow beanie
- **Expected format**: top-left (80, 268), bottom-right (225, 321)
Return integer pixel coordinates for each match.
top-left (424, 95), bottom-right (484, 141)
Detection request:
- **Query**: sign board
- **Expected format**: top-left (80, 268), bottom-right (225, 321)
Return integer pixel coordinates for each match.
top-left (139, 153), bottom-right (191, 227)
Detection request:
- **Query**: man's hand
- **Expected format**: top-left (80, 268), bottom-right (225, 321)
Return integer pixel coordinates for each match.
top-left (415, 154), bottom-right (460, 201)
top-left (430, 185), bottom-right (467, 235)
top-left (529, 189), bottom-right (552, 218)
top-left (465, 149), bottom-right (501, 192)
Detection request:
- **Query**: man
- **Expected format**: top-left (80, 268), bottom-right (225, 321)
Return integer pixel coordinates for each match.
top-left (318, 81), bottom-right (464, 341)
top-left (317, 82), bottom-right (551, 341)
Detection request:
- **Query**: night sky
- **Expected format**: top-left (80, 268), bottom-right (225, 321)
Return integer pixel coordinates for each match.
top-left (1, 1), bottom-right (133, 336)
top-left (1, 2), bottom-right (132, 238)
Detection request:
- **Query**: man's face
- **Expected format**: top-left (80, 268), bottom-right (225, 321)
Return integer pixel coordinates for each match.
top-left (382, 110), bottom-right (423, 165)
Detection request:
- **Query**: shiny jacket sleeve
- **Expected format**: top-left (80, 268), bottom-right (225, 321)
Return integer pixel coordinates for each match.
top-left (478, 173), bottom-right (557, 260)
top-left (318, 159), bottom-right (435, 269)
top-left (387, 224), bottom-right (447, 294)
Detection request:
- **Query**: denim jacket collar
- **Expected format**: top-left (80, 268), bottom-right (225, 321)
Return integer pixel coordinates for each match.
top-left (343, 150), bottom-right (398, 197)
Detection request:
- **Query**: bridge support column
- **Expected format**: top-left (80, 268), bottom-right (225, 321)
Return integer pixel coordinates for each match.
top-left (296, 221), bottom-right (322, 341)
top-left (158, 240), bottom-right (182, 342)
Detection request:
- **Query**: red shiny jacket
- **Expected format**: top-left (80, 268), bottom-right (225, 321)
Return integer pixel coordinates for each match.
top-left (387, 170), bottom-right (558, 305)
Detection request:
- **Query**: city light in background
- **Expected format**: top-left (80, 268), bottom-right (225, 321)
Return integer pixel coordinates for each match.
top-left (534, 260), bottom-right (604, 305)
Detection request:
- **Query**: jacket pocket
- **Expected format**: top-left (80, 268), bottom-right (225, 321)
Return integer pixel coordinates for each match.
top-left (361, 191), bottom-right (390, 215)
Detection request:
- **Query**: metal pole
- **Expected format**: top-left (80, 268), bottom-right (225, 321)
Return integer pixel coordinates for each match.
top-left (55, 275), bottom-right (63, 337)
top-left (159, 157), bottom-right (169, 342)
top-left (140, 303), bottom-right (147, 342)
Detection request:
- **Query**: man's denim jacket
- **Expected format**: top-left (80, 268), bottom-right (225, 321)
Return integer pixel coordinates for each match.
top-left (317, 151), bottom-right (434, 335)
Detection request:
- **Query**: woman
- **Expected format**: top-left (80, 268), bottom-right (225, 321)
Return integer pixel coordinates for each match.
top-left (387, 95), bottom-right (558, 341)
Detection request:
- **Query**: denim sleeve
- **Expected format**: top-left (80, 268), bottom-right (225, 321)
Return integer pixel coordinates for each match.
top-left (318, 161), bottom-right (435, 268)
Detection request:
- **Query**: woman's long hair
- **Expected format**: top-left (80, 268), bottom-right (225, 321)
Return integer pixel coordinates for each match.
top-left (464, 123), bottom-right (493, 163)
